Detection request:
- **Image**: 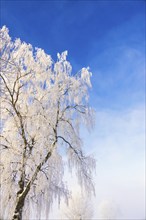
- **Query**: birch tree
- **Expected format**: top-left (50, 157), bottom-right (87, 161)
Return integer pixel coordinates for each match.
top-left (0, 26), bottom-right (95, 220)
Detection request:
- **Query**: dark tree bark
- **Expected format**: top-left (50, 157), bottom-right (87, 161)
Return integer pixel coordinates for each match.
top-left (12, 148), bottom-right (54, 220)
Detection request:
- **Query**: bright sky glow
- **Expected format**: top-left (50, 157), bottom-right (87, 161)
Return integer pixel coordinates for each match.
top-left (1, 1), bottom-right (145, 219)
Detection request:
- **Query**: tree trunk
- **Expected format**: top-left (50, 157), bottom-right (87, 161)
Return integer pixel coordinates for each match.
top-left (12, 196), bottom-right (25, 220)
top-left (11, 147), bottom-right (54, 220)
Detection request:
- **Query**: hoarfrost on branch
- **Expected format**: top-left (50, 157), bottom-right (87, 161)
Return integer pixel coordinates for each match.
top-left (0, 26), bottom-right (96, 220)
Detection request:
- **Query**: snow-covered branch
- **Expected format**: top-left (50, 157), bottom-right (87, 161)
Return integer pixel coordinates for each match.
top-left (0, 26), bottom-right (95, 220)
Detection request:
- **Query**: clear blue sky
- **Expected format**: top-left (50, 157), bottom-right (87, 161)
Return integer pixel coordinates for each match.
top-left (1, 1), bottom-right (145, 219)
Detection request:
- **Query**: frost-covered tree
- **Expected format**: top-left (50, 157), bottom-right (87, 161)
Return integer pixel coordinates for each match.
top-left (61, 193), bottom-right (94, 220)
top-left (0, 26), bottom-right (95, 220)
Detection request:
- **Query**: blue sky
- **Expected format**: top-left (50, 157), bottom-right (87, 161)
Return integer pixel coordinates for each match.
top-left (1, 1), bottom-right (145, 219)
top-left (1, 0), bottom-right (145, 110)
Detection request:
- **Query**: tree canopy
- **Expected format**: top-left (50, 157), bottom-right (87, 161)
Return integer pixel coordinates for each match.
top-left (0, 26), bottom-right (95, 220)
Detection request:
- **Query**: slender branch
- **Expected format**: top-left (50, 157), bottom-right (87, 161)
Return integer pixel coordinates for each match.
top-left (40, 169), bottom-right (49, 180)
top-left (57, 135), bottom-right (83, 159)
top-left (61, 104), bottom-right (86, 118)
top-left (0, 73), bottom-right (13, 101)
top-left (0, 144), bottom-right (9, 149)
